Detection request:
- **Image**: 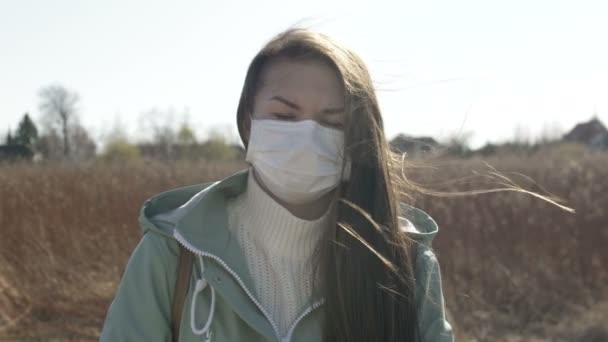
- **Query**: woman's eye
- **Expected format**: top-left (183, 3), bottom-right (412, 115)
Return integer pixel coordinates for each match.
top-left (272, 113), bottom-right (296, 120)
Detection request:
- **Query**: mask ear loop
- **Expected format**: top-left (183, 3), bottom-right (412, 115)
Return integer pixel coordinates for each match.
top-left (190, 255), bottom-right (215, 342)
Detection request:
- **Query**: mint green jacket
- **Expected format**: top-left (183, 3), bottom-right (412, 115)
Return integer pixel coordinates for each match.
top-left (100, 169), bottom-right (453, 341)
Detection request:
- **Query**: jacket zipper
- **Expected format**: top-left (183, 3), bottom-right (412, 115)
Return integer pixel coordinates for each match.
top-left (174, 230), bottom-right (323, 342)
top-left (174, 230), bottom-right (285, 341)
top-left (282, 299), bottom-right (324, 342)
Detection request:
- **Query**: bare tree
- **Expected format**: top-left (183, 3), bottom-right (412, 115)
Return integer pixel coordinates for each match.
top-left (36, 130), bottom-right (63, 160)
top-left (38, 85), bottom-right (80, 157)
top-left (137, 107), bottom-right (181, 159)
top-left (513, 123), bottom-right (532, 146)
top-left (441, 131), bottom-right (474, 158)
top-left (536, 121), bottom-right (564, 145)
top-left (177, 120), bottom-right (197, 145)
top-left (70, 124), bottom-right (97, 160)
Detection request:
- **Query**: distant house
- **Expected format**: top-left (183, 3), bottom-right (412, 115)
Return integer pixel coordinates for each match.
top-left (389, 134), bottom-right (440, 158)
top-left (0, 144), bottom-right (34, 162)
top-left (563, 118), bottom-right (608, 149)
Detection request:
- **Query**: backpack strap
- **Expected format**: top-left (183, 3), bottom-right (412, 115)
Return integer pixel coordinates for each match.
top-left (172, 244), bottom-right (194, 342)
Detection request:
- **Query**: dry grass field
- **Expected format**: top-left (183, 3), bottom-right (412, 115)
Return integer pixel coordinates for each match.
top-left (0, 149), bottom-right (606, 341)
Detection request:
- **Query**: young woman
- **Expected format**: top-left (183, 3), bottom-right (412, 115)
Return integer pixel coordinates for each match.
top-left (101, 28), bottom-right (453, 342)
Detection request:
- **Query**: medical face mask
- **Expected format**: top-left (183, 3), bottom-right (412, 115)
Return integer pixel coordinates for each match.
top-left (245, 118), bottom-right (350, 205)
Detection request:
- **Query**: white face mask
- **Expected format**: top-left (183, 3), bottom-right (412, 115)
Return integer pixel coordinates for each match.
top-left (245, 119), bottom-right (350, 204)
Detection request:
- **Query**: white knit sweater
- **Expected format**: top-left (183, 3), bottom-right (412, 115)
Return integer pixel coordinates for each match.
top-left (226, 170), bottom-right (331, 337)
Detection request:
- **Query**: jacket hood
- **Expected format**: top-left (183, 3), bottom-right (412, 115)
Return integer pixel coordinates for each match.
top-left (104, 168), bottom-right (453, 342)
top-left (139, 168), bottom-right (439, 248)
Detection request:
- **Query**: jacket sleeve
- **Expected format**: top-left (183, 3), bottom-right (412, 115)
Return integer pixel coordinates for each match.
top-left (100, 232), bottom-right (178, 342)
top-left (415, 248), bottom-right (454, 342)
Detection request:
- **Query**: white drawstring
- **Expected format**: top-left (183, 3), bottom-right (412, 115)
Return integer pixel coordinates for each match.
top-left (190, 255), bottom-right (215, 342)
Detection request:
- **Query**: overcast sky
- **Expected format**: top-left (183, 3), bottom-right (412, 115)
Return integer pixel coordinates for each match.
top-left (1, 0), bottom-right (606, 148)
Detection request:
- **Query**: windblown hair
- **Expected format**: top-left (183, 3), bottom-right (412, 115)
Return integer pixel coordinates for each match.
top-left (236, 28), bottom-right (420, 341)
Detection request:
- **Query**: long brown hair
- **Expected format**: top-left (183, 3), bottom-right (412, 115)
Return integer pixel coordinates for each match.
top-left (236, 28), bottom-right (420, 341)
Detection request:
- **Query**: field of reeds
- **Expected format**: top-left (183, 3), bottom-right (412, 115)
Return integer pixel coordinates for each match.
top-left (0, 148), bottom-right (607, 341)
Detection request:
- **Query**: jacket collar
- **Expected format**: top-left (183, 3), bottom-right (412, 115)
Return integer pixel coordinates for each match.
top-left (139, 168), bottom-right (440, 278)
top-left (140, 168), bottom-right (252, 282)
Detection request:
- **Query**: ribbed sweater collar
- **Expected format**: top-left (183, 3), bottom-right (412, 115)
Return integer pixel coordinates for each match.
top-left (233, 169), bottom-right (331, 258)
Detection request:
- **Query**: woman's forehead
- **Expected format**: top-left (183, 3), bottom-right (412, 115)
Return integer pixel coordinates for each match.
top-left (257, 60), bottom-right (344, 105)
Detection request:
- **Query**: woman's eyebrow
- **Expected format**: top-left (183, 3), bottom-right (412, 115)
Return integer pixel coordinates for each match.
top-left (270, 95), bottom-right (344, 115)
top-left (270, 96), bottom-right (300, 110)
